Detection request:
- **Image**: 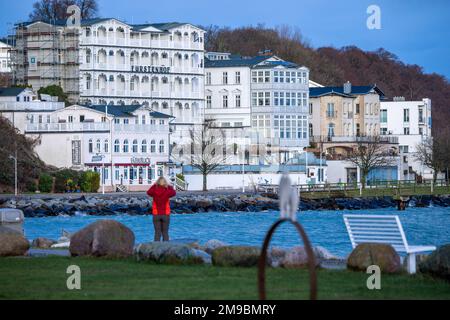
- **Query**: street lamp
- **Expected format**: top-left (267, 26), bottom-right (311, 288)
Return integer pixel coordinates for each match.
top-left (8, 151), bottom-right (18, 196)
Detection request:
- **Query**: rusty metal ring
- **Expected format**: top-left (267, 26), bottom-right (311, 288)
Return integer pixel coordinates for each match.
top-left (258, 218), bottom-right (318, 300)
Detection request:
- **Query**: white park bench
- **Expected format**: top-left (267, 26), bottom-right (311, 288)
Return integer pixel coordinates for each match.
top-left (343, 214), bottom-right (436, 274)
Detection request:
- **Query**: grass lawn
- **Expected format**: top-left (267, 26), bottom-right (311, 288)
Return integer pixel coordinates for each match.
top-left (0, 256), bottom-right (449, 300)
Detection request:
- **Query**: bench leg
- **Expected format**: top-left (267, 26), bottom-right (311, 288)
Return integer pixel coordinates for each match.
top-left (406, 253), bottom-right (416, 274)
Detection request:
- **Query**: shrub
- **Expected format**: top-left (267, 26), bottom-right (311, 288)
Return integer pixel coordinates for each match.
top-left (81, 171), bottom-right (100, 193)
top-left (54, 169), bottom-right (82, 193)
top-left (38, 173), bottom-right (53, 193)
top-left (25, 179), bottom-right (37, 193)
top-left (176, 173), bottom-right (185, 182)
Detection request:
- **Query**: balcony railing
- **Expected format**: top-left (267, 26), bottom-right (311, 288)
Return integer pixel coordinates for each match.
top-left (0, 101), bottom-right (64, 111)
top-left (311, 135), bottom-right (399, 144)
top-left (26, 122), bottom-right (110, 133)
top-left (26, 122), bottom-right (169, 133)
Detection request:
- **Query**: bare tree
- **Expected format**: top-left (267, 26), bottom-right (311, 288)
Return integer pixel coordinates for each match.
top-left (29, 0), bottom-right (98, 21)
top-left (346, 136), bottom-right (397, 188)
top-left (414, 137), bottom-right (447, 183)
top-left (173, 119), bottom-right (231, 191)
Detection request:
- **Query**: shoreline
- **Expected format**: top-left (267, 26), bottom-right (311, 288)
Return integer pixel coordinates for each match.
top-left (1, 193), bottom-right (449, 217)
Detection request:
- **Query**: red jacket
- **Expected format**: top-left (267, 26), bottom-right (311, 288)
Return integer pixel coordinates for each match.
top-left (146, 184), bottom-right (176, 215)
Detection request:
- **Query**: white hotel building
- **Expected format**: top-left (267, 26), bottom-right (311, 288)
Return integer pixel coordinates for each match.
top-left (25, 104), bottom-right (173, 192)
top-left (12, 18), bottom-right (205, 129)
top-left (380, 98), bottom-right (433, 180)
top-left (204, 52), bottom-right (310, 164)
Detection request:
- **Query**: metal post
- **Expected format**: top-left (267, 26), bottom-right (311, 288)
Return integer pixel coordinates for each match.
top-left (14, 149), bottom-right (18, 196)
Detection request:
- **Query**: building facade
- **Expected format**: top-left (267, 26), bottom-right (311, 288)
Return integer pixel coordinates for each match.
top-left (11, 18), bottom-right (205, 129)
top-left (380, 98), bottom-right (433, 180)
top-left (204, 52), bottom-right (310, 164)
top-left (25, 104), bottom-right (173, 191)
top-left (0, 87), bottom-right (64, 133)
top-left (0, 40), bottom-right (11, 73)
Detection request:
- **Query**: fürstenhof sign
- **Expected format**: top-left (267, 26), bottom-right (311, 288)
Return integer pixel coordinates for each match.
top-left (131, 65), bottom-right (171, 74)
top-left (131, 157), bottom-right (152, 164)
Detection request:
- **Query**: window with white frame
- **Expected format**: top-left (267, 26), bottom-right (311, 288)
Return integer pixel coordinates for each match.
top-left (235, 71), bottom-right (241, 84)
top-left (222, 95), bottom-right (228, 108)
top-left (206, 72), bottom-right (211, 85)
top-left (222, 72), bottom-right (228, 84)
top-left (206, 95), bottom-right (212, 109)
top-left (235, 95), bottom-right (241, 108)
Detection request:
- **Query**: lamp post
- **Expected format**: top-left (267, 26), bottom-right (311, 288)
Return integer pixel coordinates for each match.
top-left (9, 150), bottom-right (18, 197)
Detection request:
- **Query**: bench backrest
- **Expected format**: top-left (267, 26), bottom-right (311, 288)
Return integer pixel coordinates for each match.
top-left (343, 214), bottom-right (409, 253)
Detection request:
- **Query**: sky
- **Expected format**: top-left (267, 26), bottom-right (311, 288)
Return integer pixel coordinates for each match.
top-left (0, 0), bottom-right (449, 80)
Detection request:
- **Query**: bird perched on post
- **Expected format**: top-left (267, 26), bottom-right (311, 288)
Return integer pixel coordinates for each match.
top-left (278, 174), bottom-right (299, 221)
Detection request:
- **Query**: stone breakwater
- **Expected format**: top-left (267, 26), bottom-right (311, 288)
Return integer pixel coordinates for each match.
top-left (1, 193), bottom-right (450, 217)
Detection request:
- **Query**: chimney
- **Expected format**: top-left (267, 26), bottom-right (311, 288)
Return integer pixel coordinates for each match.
top-left (343, 81), bottom-right (352, 94)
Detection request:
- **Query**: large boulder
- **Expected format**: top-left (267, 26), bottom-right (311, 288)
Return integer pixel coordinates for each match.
top-left (347, 243), bottom-right (401, 273)
top-left (0, 233), bottom-right (30, 257)
top-left (212, 246), bottom-right (262, 267)
top-left (281, 246), bottom-right (319, 268)
top-left (0, 225), bottom-right (21, 235)
top-left (134, 242), bottom-right (206, 265)
top-left (69, 220), bottom-right (135, 258)
top-left (419, 244), bottom-right (450, 281)
top-left (204, 239), bottom-right (228, 254)
top-left (32, 237), bottom-right (57, 249)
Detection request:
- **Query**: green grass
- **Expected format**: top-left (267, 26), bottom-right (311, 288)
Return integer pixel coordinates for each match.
top-left (0, 257), bottom-right (449, 300)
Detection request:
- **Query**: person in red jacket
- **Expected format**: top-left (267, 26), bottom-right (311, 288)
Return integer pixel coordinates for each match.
top-left (147, 176), bottom-right (176, 241)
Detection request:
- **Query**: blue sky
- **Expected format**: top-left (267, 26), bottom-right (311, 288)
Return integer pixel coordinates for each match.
top-left (1, 0), bottom-right (449, 80)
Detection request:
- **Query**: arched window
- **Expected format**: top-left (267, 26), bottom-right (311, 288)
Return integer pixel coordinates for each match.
top-left (150, 140), bottom-right (156, 153)
top-left (123, 139), bottom-right (129, 153)
top-left (96, 139), bottom-right (101, 152)
top-left (141, 140), bottom-right (147, 153)
top-left (88, 139), bottom-right (93, 153)
top-left (104, 140), bottom-right (109, 153)
top-left (132, 139), bottom-right (138, 153)
top-left (114, 139), bottom-right (120, 153)
top-left (159, 140), bottom-right (165, 153)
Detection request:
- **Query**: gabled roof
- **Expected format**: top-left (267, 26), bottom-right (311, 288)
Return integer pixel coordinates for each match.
top-left (0, 87), bottom-right (26, 97)
top-left (205, 55), bottom-right (272, 68)
top-left (17, 19), bottom-right (204, 33)
top-left (150, 111), bottom-right (175, 119)
top-left (85, 105), bottom-right (174, 119)
top-left (86, 104), bottom-right (141, 117)
top-left (205, 55), bottom-right (301, 69)
top-left (309, 85), bottom-right (385, 98)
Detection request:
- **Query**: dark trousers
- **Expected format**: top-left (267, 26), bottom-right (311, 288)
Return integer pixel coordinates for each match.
top-left (153, 215), bottom-right (170, 242)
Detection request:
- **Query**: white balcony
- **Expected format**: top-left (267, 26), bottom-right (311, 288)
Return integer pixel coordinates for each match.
top-left (0, 101), bottom-right (64, 112)
top-left (113, 124), bottom-right (169, 133)
top-left (26, 122), bottom-right (110, 133)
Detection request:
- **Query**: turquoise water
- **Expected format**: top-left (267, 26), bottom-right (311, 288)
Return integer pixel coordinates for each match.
top-left (24, 207), bottom-right (450, 257)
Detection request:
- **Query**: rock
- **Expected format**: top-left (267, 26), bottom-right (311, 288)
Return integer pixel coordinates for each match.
top-left (52, 242), bottom-right (70, 248)
top-left (204, 239), bottom-right (228, 254)
top-left (347, 243), bottom-right (401, 273)
top-left (0, 225), bottom-right (21, 235)
top-left (69, 220), bottom-right (135, 258)
top-left (313, 246), bottom-right (339, 261)
top-left (281, 246), bottom-right (319, 268)
top-left (212, 246), bottom-right (262, 267)
top-left (31, 237), bottom-right (57, 249)
top-left (192, 249), bottom-right (212, 264)
top-left (269, 247), bottom-right (287, 268)
top-left (419, 244), bottom-right (449, 281)
top-left (134, 242), bottom-right (204, 265)
top-left (0, 233), bottom-right (30, 257)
